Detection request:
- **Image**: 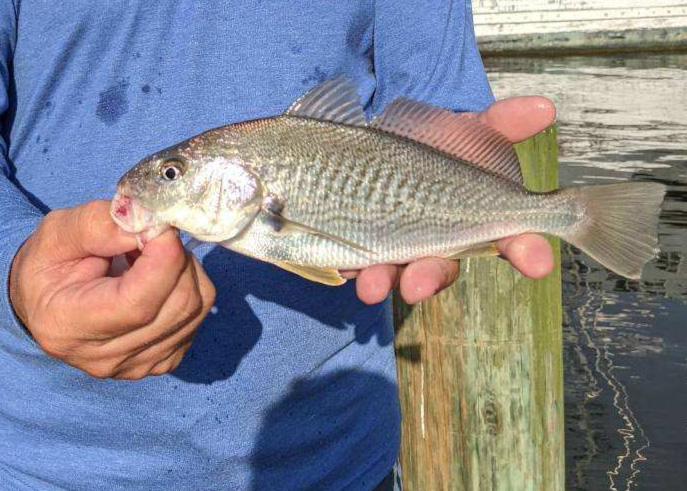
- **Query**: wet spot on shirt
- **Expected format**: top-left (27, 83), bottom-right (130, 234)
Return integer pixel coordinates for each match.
top-left (301, 66), bottom-right (327, 86)
top-left (96, 81), bottom-right (129, 125)
top-left (40, 100), bottom-right (54, 118)
top-left (141, 84), bottom-right (151, 94)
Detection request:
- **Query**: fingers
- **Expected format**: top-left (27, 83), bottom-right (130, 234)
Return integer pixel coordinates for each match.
top-left (355, 265), bottom-right (402, 305)
top-left (67, 256), bottom-right (215, 379)
top-left (114, 230), bottom-right (189, 323)
top-left (46, 200), bottom-right (138, 261)
top-left (103, 250), bottom-right (200, 345)
top-left (399, 258), bottom-right (460, 304)
top-left (479, 96), bottom-right (556, 143)
top-left (497, 234), bottom-right (554, 279)
top-left (108, 258), bottom-right (214, 379)
top-left (65, 229), bottom-right (188, 332)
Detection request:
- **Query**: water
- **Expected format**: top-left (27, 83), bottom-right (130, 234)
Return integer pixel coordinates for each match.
top-left (485, 53), bottom-right (687, 491)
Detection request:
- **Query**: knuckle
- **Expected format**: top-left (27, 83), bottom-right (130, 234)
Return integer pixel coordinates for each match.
top-left (34, 330), bottom-right (71, 360)
top-left (83, 362), bottom-right (119, 380)
top-left (178, 287), bottom-right (203, 319)
top-left (39, 340), bottom-right (67, 359)
top-left (114, 366), bottom-right (149, 381)
top-left (35, 212), bottom-right (63, 249)
top-left (129, 308), bottom-right (158, 327)
top-left (76, 203), bottom-right (103, 239)
top-left (121, 293), bottom-right (159, 326)
top-left (42, 210), bottom-right (65, 228)
top-left (159, 242), bottom-right (187, 273)
top-left (149, 361), bottom-right (173, 377)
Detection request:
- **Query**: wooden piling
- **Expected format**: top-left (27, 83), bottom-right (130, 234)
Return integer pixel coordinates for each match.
top-left (393, 127), bottom-right (564, 491)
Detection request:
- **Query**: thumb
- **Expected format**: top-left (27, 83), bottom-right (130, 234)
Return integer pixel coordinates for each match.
top-left (479, 96), bottom-right (556, 143)
top-left (45, 200), bottom-right (138, 262)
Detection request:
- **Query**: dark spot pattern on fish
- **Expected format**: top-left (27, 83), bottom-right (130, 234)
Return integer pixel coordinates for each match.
top-left (42, 147), bottom-right (49, 154)
top-left (96, 80), bottom-right (129, 125)
top-left (141, 84), bottom-right (151, 94)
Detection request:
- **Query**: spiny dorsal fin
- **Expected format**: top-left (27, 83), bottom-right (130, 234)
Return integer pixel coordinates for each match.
top-left (371, 99), bottom-right (523, 185)
top-left (286, 76), bottom-right (368, 127)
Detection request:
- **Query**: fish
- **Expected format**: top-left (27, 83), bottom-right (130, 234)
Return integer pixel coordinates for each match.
top-left (111, 76), bottom-right (666, 285)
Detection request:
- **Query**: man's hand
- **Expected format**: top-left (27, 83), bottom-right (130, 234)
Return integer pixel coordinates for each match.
top-left (353, 96), bottom-right (557, 305)
top-left (9, 201), bottom-right (216, 380)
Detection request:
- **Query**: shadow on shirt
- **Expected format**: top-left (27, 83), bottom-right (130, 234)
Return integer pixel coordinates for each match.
top-left (171, 246), bottom-right (394, 385)
top-left (249, 368), bottom-right (400, 491)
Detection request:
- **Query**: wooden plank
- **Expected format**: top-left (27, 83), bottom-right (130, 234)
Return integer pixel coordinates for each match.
top-left (473, 0), bottom-right (687, 15)
top-left (394, 127), bottom-right (564, 491)
top-left (474, 7), bottom-right (687, 36)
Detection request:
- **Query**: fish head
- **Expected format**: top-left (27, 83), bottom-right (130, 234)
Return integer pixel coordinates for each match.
top-left (112, 137), bottom-right (263, 247)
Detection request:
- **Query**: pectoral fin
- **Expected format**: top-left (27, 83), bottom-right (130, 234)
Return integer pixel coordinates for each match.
top-left (265, 210), bottom-right (374, 254)
top-left (274, 261), bottom-right (347, 286)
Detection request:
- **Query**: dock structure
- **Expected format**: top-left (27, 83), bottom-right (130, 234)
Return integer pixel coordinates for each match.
top-left (394, 128), bottom-right (564, 491)
top-left (472, 0), bottom-right (687, 55)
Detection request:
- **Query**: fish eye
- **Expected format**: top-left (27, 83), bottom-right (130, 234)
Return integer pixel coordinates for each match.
top-left (160, 158), bottom-right (186, 181)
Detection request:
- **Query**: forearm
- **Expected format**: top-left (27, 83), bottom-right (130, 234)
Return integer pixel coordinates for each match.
top-left (0, 174), bottom-right (43, 334)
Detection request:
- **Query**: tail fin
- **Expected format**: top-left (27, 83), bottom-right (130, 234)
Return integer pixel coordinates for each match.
top-left (563, 182), bottom-right (666, 279)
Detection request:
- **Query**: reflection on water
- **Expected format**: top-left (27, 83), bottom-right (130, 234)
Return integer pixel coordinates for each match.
top-left (485, 53), bottom-right (687, 491)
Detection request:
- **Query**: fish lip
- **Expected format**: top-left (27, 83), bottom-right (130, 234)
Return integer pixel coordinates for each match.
top-left (110, 191), bottom-right (155, 233)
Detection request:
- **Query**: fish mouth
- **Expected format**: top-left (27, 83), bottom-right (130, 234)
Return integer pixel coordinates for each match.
top-left (110, 191), bottom-right (156, 234)
top-left (111, 190), bottom-right (173, 249)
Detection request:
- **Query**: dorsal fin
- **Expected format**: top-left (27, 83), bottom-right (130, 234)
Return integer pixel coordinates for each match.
top-left (371, 99), bottom-right (523, 185)
top-left (286, 76), bottom-right (368, 127)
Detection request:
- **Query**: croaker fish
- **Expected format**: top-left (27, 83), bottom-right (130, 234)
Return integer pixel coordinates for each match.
top-left (111, 77), bottom-right (666, 285)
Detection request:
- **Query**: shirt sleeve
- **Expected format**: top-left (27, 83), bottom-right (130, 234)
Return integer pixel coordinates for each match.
top-left (372, 0), bottom-right (494, 114)
top-left (0, 5), bottom-right (44, 333)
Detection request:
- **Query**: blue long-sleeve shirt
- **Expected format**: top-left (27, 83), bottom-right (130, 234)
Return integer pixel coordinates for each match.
top-left (0, 2), bottom-right (493, 490)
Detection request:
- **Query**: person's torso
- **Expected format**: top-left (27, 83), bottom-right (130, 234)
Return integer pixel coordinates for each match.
top-left (0, 2), bottom-right (399, 490)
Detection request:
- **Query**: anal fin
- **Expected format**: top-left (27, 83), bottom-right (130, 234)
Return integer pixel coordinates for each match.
top-left (273, 261), bottom-right (347, 286)
top-left (443, 242), bottom-right (500, 260)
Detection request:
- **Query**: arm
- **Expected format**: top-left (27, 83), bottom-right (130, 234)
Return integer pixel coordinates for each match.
top-left (2, 7), bottom-right (215, 380)
top-left (0, 5), bottom-right (44, 334)
top-left (352, 0), bottom-right (555, 304)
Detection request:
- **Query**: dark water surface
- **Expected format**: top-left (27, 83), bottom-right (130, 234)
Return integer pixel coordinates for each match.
top-left (485, 53), bottom-right (687, 491)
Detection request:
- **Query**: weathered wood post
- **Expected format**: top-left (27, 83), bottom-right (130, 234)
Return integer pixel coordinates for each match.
top-left (394, 126), bottom-right (564, 491)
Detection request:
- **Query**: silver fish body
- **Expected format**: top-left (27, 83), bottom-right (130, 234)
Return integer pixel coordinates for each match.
top-left (112, 78), bottom-right (665, 283)
top-left (205, 116), bottom-right (578, 267)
